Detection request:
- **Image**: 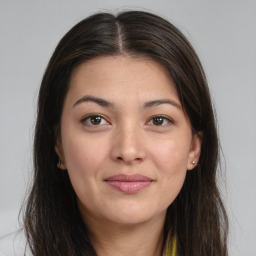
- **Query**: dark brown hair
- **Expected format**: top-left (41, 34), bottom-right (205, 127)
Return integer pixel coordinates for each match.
top-left (24, 10), bottom-right (228, 256)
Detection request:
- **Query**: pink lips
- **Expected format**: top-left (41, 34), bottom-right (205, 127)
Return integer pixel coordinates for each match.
top-left (104, 174), bottom-right (153, 194)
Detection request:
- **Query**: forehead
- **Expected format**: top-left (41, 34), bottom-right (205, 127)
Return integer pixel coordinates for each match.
top-left (67, 55), bottom-right (179, 104)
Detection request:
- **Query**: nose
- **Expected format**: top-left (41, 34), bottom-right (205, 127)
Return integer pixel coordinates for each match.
top-left (110, 123), bottom-right (146, 165)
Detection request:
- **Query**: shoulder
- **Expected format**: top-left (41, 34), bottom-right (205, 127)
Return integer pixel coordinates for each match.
top-left (0, 229), bottom-right (32, 256)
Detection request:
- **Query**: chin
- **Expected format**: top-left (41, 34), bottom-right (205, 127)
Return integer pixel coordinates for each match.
top-left (102, 204), bottom-right (165, 226)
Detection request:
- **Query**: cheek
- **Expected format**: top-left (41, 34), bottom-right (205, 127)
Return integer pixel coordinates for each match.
top-left (149, 138), bottom-right (190, 205)
top-left (151, 137), bottom-right (191, 172)
top-left (62, 133), bottom-right (109, 178)
top-left (61, 134), bottom-right (110, 207)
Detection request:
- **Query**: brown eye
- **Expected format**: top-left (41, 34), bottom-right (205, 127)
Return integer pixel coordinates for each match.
top-left (82, 115), bottom-right (108, 126)
top-left (90, 116), bottom-right (102, 125)
top-left (148, 115), bottom-right (172, 126)
top-left (152, 116), bottom-right (164, 125)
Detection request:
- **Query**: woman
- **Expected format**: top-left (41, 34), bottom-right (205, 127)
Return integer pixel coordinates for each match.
top-left (1, 10), bottom-right (228, 256)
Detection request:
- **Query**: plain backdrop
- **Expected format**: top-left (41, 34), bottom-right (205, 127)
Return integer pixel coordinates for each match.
top-left (0, 1), bottom-right (255, 255)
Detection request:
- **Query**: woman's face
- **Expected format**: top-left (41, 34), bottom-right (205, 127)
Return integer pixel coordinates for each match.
top-left (57, 55), bottom-right (201, 225)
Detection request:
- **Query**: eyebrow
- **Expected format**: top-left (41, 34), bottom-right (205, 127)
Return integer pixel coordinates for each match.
top-left (143, 99), bottom-right (181, 109)
top-left (73, 95), bottom-right (181, 110)
top-left (73, 96), bottom-right (115, 108)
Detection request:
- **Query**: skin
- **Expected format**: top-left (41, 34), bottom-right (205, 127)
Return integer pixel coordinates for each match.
top-left (56, 55), bottom-right (201, 256)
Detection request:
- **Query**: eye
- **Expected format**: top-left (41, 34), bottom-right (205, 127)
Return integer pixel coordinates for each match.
top-left (81, 114), bottom-right (109, 126)
top-left (148, 115), bottom-right (173, 126)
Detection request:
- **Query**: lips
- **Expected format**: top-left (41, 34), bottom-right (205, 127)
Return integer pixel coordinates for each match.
top-left (104, 174), bottom-right (153, 194)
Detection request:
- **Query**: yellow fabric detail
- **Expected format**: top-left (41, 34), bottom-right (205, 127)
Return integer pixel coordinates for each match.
top-left (162, 234), bottom-right (176, 256)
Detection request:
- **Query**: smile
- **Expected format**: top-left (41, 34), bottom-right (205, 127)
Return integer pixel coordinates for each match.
top-left (104, 174), bottom-right (153, 194)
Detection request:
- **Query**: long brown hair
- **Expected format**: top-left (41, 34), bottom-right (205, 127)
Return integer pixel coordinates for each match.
top-left (24, 11), bottom-right (228, 256)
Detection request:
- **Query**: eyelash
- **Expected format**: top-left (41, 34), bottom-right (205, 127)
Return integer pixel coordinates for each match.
top-left (81, 114), bottom-right (109, 126)
top-left (80, 114), bottom-right (173, 127)
top-left (147, 115), bottom-right (173, 126)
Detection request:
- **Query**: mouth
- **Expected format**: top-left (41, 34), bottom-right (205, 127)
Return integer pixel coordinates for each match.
top-left (104, 174), bottom-right (153, 194)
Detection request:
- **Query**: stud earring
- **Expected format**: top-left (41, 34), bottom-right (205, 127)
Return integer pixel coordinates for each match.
top-left (57, 158), bottom-right (62, 168)
top-left (192, 160), bottom-right (196, 165)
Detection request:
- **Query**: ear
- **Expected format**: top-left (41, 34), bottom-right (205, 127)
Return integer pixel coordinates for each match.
top-left (55, 137), bottom-right (67, 170)
top-left (187, 132), bottom-right (202, 170)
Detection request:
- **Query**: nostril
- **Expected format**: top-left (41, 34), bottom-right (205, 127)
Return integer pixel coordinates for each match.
top-left (115, 156), bottom-right (143, 163)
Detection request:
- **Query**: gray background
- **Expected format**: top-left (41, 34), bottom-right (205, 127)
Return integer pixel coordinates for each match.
top-left (0, 1), bottom-right (255, 255)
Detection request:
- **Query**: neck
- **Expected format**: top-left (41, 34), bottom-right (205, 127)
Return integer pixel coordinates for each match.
top-left (83, 212), bottom-right (166, 256)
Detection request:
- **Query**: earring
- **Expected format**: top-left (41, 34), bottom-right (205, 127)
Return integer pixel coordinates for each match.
top-left (192, 160), bottom-right (196, 165)
top-left (57, 158), bottom-right (62, 168)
